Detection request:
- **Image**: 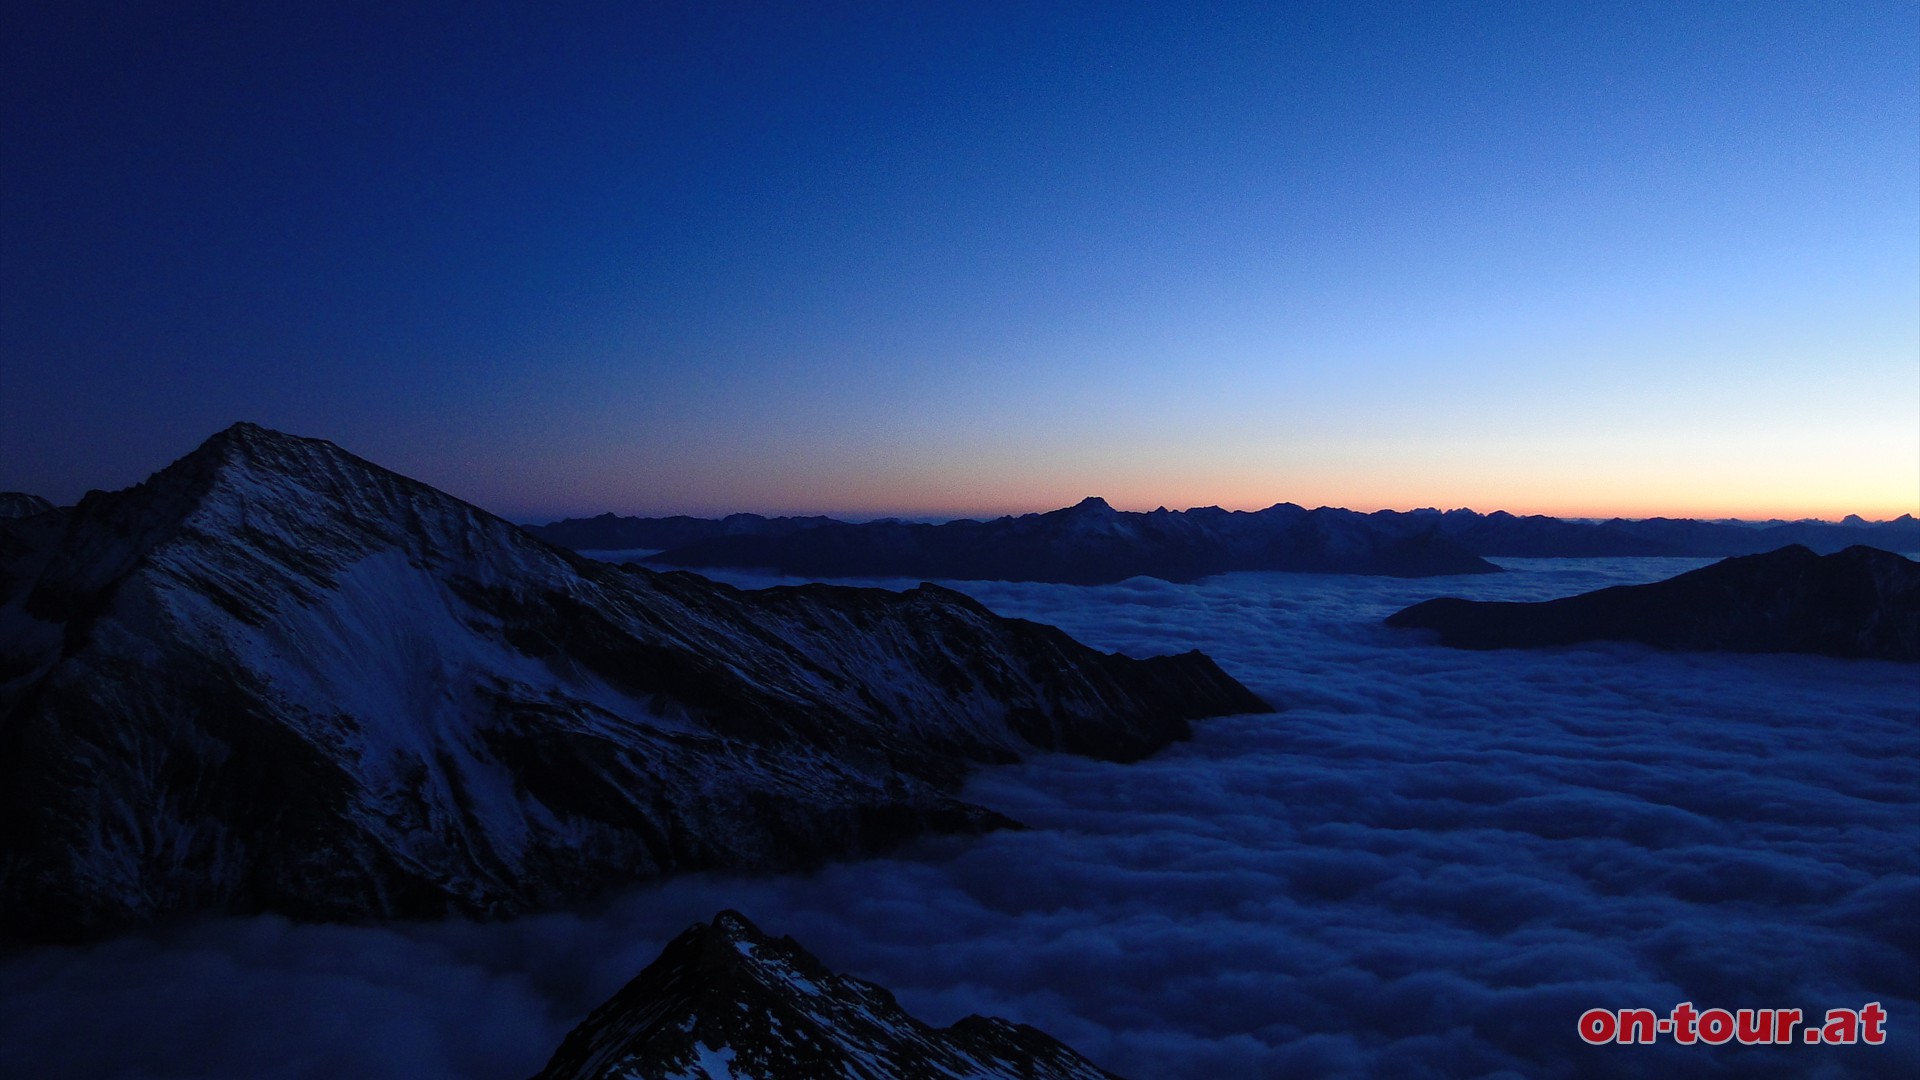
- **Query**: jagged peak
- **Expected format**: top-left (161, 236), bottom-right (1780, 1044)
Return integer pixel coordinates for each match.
top-left (700, 909), bottom-right (776, 950)
top-left (150, 423), bottom-right (475, 519)
top-left (214, 419), bottom-right (274, 440)
top-left (186, 421), bottom-right (353, 470)
top-left (710, 909), bottom-right (756, 935)
top-left (1069, 496), bottom-right (1115, 513)
top-left (37, 424), bottom-right (555, 614)
top-left (654, 910), bottom-right (813, 979)
top-left (90, 424), bottom-right (349, 512)
top-left (533, 910), bottom-right (1126, 1080)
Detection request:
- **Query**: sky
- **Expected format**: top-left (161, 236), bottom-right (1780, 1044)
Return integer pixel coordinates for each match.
top-left (3, 1), bottom-right (1916, 521)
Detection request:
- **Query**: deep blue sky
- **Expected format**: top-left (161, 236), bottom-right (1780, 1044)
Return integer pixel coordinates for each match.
top-left (4, 1), bottom-right (1916, 520)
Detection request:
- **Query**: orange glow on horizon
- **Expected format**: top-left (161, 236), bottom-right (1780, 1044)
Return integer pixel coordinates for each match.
top-left (513, 475), bottom-right (1920, 526)
top-left (784, 497), bottom-right (1920, 526)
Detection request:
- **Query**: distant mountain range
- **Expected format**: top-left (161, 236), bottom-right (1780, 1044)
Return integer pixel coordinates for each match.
top-left (1387, 545), bottom-right (1920, 661)
top-left (534, 910), bottom-right (1123, 1080)
top-left (526, 503), bottom-right (1920, 584)
top-left (1376, 507), bottom-right (1920, 558)
top-left (535, 498), bottom-right (1502, 582)
top-left (0, 425), bottom-right (1267, 941)
top-left (530, 511), bottom-right (841, 552)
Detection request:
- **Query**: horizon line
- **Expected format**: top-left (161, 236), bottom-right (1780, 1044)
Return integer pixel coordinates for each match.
top-left (514, 499), bottom-right (1920, 529)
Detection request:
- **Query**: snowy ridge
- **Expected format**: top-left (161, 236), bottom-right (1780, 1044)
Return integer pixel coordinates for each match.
top-left (0, 424), bottom-right (1269, 939)
top-left (533, 910), bottom-right (1125, 1080)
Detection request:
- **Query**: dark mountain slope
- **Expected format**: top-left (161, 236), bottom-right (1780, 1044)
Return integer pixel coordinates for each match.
top-left (1386, 545), bottom-right (1920, 661)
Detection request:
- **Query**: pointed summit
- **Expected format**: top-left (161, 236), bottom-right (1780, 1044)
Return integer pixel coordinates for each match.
top-left (533, 910), bottom-right (1126, 1080)
top-left (25, 422), bottom-right (540, 636)
top-left (176, 421), bottom-right (406, 495)
top-left (208, 418), bottom-right (275, 443)
top-left (181, 420), bottom-right (331, 468)
top-left (1071, 495), bottom-right (1115, 513)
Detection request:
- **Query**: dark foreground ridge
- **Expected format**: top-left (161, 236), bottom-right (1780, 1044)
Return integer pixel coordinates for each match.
top-left (644, 497), bottom-right (1499, 583)
top-left (534, 910), bottom-right (1125, 1080)
top-left (1386, 545), bottom-right (1920, 661)
top-left (0, 424), bottom-right (1269, 941)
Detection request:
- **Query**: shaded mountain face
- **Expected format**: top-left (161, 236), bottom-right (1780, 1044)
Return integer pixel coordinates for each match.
top-left (1386, 545), bottom-right (1920, 661)
top-left (0, 493), bottom-right (54, 520)
top-left (533, 910), bottom-right (1124, 1080)
top-left (0, 424), bottom-right (1269, 941)
top-left (647, 497), bottom-right (1500, 583)
top-left (527, 512), bottom-right (843, 553)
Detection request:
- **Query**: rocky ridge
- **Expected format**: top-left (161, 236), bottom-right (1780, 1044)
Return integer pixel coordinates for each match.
top-left (0, 424), bottom-right (1269, 940)
top-left (533, 910), bottom-right (1125, 1080)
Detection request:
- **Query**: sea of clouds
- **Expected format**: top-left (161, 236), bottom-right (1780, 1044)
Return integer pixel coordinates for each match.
top-left (2, 558), bottom-right (1915, 1079)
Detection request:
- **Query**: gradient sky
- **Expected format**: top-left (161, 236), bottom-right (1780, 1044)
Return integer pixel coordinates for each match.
top-left (4, 1), bottom-right (1916, 521)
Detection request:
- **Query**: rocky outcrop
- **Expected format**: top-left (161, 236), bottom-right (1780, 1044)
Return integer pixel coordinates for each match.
top-left (533, 911), bottom-right (1124, 1080)
top-left (1386, 545), bottom-right (1920, 661)
top-left (0, 425), bottom-right (1269, 941)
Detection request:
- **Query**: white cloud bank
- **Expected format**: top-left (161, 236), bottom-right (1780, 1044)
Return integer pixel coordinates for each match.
top-left (2, 557), bottom-right (1914, 1079)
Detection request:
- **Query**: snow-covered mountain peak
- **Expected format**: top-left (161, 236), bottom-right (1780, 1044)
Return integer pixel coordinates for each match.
top-left (0, 425), bottom-right (1268, 940)
top-left (18, 422), bottom-right (566, 644)
top-left (168, 422), bottom-right (525, 555)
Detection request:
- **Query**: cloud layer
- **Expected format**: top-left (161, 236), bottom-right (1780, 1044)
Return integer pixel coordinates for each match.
top-left (3, 557), bottom-right (1915, 1079)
